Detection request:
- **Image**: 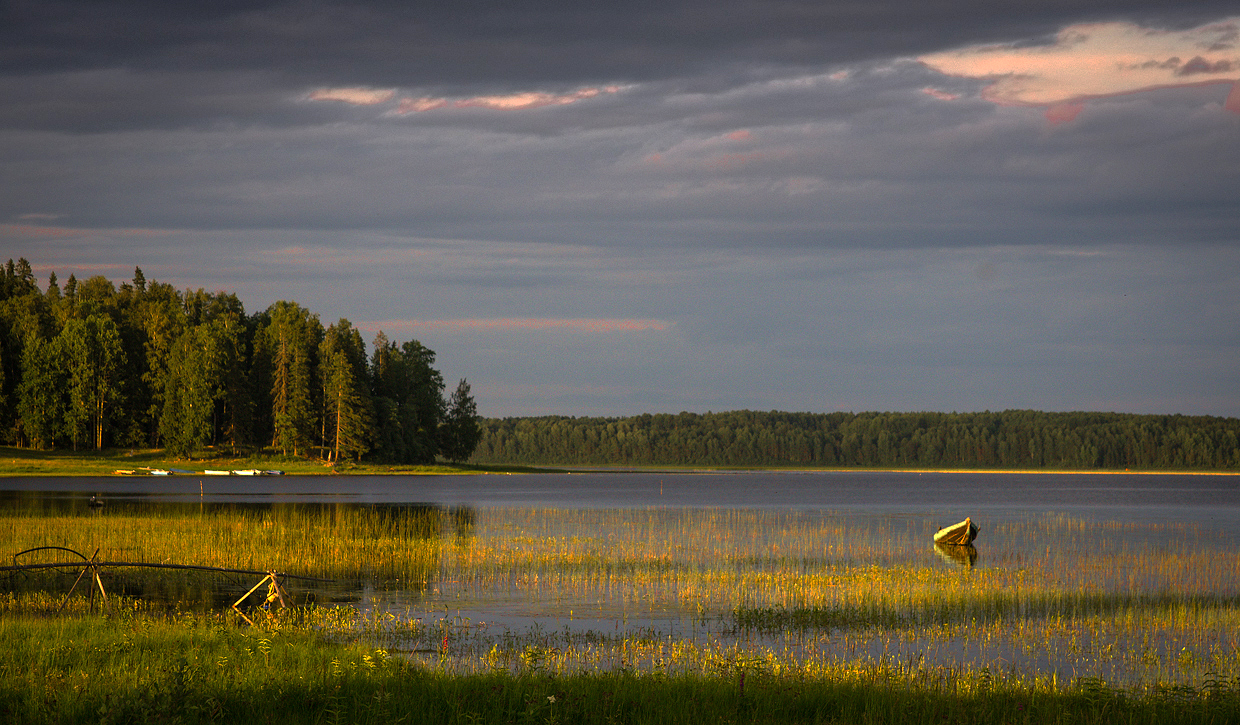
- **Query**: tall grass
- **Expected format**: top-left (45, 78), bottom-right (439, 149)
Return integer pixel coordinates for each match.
top-left (1, 608), bottom-right (1237, 725)
top-left (2, 502), bottom-right (1238, 705)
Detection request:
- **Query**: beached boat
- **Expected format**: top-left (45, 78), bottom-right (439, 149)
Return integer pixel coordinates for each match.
top-left (203, 470), bottom-right (232, 476)
top-left (148, 469), bottom-right (172, 476)
top-left (263, 470), bottom-right (284, 476)
top-left (933, 517), bottom-right (978, 546)
top-left (232, 469), bottom-right (261, 476)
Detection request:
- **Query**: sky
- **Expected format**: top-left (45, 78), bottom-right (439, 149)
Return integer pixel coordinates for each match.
top-left (2, 0), bottom-right (1238, 419)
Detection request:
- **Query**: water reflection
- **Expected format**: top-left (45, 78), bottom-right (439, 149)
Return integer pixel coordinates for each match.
top-left (933, 542), bottom-right (977, 567)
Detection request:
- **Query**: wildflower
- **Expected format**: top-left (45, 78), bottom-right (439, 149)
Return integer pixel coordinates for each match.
top-left (547, 695), bottom-right (556, 704)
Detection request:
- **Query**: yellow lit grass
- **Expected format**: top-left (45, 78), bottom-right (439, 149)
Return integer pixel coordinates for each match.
top-left (2, 505), bottom-right (1238, 690)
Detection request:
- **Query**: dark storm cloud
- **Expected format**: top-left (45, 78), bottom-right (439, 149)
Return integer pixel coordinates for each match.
top-left (6, 0), bottom-right (1237, 87)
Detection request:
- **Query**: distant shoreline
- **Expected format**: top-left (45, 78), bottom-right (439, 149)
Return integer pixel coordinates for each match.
top-left (555, 465), bottom-right (1240, 476)
top-left (1, 447), bottom-right (1235, 477)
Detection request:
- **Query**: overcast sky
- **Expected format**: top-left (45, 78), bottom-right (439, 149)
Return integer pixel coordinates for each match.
top-left (3, 1), bottom-right (1238, 418)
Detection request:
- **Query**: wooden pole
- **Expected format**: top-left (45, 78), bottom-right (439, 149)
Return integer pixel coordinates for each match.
top-left (232, 574), bottom-right (275, 626)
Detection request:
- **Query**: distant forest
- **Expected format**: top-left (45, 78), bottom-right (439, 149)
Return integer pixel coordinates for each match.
top-left (473, 410), bottom-right (1240, 470)
top-left (0, 259), bottom-right (480, 463)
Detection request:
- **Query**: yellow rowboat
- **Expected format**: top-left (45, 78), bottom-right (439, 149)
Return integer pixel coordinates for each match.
top-left (933, 516), bottom-right (979, 545)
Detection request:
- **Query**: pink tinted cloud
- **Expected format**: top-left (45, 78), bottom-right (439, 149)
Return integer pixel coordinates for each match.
top-left (919, 18), bottom-right (1240, 122)
top-left (394, 86), bottom-right (623, 114)
top-left (1044, 101), bottom-right (1086, 124)
top-left (357, 318), bottom-right (671, 335)
top-left (921, 87), bottom-right (960, 101)
top-left (1227, 81), bottom-right (1240, 112)
top-left (1, 223), bottom-right (171, 239)
top-left (307, 87), bottom-right (396, 105)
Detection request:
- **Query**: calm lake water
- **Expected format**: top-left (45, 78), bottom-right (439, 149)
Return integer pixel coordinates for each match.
top-left (4, 470), bottom-right (1239, 536)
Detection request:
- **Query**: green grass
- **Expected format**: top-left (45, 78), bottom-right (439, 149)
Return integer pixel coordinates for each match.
top-left (0, 445), bottom-right (556, 476)
top-left (0, 607), bottom-right (1237, 725)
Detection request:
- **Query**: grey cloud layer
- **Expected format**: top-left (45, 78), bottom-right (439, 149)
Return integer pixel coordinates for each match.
top-left (4, 1), bottom-right (1238, 417)
top-left (6, 1), bottom-right (1236, 82)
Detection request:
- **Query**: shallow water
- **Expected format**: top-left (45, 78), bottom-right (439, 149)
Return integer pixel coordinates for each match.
top-left (3, 471), bottom-right (1238, 685)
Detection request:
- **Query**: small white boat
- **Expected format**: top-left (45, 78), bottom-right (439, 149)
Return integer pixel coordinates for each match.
top-left (203, 470), bottom-right (233, 476)
top-left (149, 469), bottom-right (172, 476)
top-left (232, 469), bottom-right (261, 476)
top-left (933, 517), bottom-right (979, 546)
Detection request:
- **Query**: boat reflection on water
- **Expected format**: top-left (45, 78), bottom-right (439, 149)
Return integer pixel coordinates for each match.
top-left (934, 542), bottom-right (978, 567)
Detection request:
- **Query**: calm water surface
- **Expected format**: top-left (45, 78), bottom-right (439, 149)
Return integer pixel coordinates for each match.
top-left (4, 470), bottom-right (1239, 536)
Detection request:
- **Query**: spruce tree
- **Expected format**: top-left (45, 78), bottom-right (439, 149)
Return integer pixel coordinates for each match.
top-left (440, 378), bottom-right (481, 462)
top-left (261, 301), bottom-right (322, 456)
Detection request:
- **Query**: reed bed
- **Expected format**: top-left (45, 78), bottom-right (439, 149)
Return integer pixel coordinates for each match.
top-left (2, 501), bottom-right (1238, 705)
top-left (1, 601), bottom-right (1238, 724)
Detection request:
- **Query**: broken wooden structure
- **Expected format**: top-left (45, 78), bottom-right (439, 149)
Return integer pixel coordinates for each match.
top-left (2, 546), bottom-right (330, 625)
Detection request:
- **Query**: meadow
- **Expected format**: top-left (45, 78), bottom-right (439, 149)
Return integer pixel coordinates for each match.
top-left (1, 494), bottom-right (1239, 723)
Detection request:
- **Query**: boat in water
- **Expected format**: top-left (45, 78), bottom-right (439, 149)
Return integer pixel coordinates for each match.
top-left (933, 517), bottom-right (979, 546)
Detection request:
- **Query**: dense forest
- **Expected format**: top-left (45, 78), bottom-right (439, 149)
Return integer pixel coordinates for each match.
top-left (0, 259), bottom-right (480, 463)
top-left (473, 410), bottom-right (1240, 470)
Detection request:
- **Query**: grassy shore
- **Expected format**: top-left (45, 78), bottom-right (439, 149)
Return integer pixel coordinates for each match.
top-left (1, 606), bottom-right (1236, 725)
top-left (0, 446), bottom-right (555, 476)
top-left (4, 446), bottom-right (1232, 477)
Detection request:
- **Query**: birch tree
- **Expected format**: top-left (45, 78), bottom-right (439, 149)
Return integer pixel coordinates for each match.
top-left (58, 315), bottom-right (125, 449)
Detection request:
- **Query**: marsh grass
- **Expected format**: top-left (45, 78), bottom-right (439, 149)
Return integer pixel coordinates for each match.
top-left (1, 605), bottom-right (1237, 725)
top-left (2, 502), bottom-right (1239, 721)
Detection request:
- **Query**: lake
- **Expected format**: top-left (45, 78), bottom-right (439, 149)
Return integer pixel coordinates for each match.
top-left (4, 469), bottom-right (1239, 521)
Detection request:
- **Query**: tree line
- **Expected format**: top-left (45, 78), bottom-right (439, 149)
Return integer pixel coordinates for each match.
top-left (0, 259), bottom-right (480, 462)
top-left (472, 410), bottom-right (1240, 470)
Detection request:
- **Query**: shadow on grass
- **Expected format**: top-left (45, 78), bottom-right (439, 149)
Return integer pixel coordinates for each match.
top-left (8, 665), bottom-right (1239, 725)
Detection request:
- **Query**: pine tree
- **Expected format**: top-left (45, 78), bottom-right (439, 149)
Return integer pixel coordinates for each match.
top-left (320, 320), bottom-right (373, 462)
